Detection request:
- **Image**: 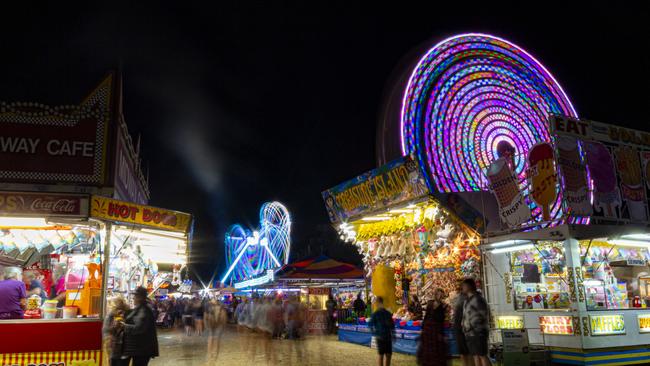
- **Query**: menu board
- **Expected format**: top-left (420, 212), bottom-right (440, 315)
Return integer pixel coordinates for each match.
top-left (638, 314), bottom-right (650, 333)
top-left (497, 316), bottom-right (524, 329)
top-left (589, 314), bottom-right (626, 336)
top-left (539, 315), bottom-right (574, 335)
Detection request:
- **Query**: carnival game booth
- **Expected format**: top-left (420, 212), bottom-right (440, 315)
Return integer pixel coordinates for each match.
top-left (0, 195), bottom-right (191, 366)
top-left (272, 255), bottom-right (365, 334)
top-left (322, 156), bottom-right (481, 355)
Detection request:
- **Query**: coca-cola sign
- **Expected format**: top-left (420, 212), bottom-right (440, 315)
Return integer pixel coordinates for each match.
top-left (0, 191), bottom-right (88, 217)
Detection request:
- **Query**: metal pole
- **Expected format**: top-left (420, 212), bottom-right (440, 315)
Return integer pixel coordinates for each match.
top-left (100, 221), bottom-right (112, 319)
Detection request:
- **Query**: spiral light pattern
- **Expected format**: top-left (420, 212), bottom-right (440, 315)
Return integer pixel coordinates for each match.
top-left (401, 33), bottom-right (577, 194)
top-left (223, 201), bottom-right (291, 283)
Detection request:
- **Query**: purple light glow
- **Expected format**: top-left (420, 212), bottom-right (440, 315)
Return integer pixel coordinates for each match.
top-left (401, 33), bottom-right (576, 194)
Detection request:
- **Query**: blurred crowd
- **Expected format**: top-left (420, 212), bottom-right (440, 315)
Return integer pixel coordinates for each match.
top-left (234, 294), bottom-right (308, 339)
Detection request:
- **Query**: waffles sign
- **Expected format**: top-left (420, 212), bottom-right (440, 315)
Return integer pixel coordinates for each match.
top-left (90, 196), bottom-right (191, 232)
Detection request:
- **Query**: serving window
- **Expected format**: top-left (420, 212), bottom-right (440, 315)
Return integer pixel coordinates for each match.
top-left (0, 219), bottom-right (104, 321)
top-left (509, 242), bottom-right (572, 310)
top-left (580, 240), bottom-right (650, 310)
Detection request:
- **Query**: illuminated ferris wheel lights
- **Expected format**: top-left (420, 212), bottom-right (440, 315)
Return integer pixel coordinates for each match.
top-left (401, 33), bottom-right (576, 197)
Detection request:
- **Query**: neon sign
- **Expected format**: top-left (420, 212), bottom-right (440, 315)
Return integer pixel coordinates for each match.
top-left (539, 316), bottom-right (574, 335)
top-left (638, 314), bottom-right (650, 333)
top-left (234, 269), bottom-right (275, 289)
top-left (221, 201), bottom-right (291, 284)
top-left (589, 314), bottom-right (625, 336)
top-left (497, 316), bottom-right (524, 329)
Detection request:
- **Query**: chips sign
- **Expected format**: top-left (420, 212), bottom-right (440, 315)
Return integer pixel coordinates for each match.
top-left (90, 195), bottom-right (191, 232)
top-left (322, 156), bottom-right (429, 223)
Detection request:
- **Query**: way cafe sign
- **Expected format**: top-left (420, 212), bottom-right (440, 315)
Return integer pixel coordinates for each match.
top-left (90, 195), bottom-right (191, 232)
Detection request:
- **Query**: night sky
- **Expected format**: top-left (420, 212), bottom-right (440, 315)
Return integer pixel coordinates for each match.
top-left (1, 4), bottom-right (648, 282)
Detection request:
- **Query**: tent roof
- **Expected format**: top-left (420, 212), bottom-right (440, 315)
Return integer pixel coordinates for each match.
top-left (276, 255), bottom-right (364, 280)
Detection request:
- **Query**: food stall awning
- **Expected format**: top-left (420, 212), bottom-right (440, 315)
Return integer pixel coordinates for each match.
top-left (275, 255), bottom-right (364, 280)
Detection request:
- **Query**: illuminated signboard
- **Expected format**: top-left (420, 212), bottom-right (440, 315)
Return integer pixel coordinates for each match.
top-left (589, 314), bottom-right (625, 336)
top-left (234, 269), bottom-right (275, 289)
top-left (497, 316), bottom-right (524, 329)
top-left (539, 316), bottom-right (574, 335)
top-left (639, 314), bottom-right (650, 333)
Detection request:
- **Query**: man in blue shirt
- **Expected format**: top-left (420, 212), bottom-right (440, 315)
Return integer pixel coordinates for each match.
top-left (24, 271), bottom-right (47, 303)
top-left (368, 296), bottom-right (395, 366)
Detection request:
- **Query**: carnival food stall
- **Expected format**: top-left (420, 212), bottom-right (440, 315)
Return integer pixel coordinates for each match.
top-left (322, 156), bottom-right (481, 355)
top-left (0, 195), bottom-right (191, 366)
top-left (479, 115), bottom-right (650, 365)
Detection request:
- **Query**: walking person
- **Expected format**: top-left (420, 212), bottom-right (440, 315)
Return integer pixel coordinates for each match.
top-left (271, 298), bottom-right (284, 339)
top-left (453, 284), bottom-right (473, 366)
top-left (121, 287), bottom-right (159, 366)
top-left (417, 289), bottom-right (448, 366)
top-left (368, 296), bottom-right (395, 366)
top-left (193, 298), bottom-right (205, 336)
top-left (103, 297), bottom-right (130, 366)
top-left (183, 300), bottom-right (194, 336)
top-left (461, 278), bottom-right (491, 366)
top-left (206, 301), bottom-right (227, 361)
top-left (325, 294), bottom-right (337, 334)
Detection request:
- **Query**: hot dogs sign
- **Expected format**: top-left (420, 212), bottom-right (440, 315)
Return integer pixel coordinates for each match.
top-left (486, 116), bottom-right (650, 229)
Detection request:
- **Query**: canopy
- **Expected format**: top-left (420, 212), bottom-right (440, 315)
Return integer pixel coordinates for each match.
top-left (276, 255), bottom-right (364, 280)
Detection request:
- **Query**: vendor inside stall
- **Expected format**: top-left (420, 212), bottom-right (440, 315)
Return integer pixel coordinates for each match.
top-left (0, 217), bottom-right (105, 320)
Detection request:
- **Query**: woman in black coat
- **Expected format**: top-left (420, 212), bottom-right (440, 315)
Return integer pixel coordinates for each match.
top-left (417, 289), bottom-right (449, 366)
top-left (120, 287), bottom-right (159, 366)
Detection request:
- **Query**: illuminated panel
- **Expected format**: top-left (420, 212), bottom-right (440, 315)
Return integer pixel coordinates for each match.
top-left (589, 314), bottom-right (626, 336)
top-left (401, 34), bottom-right (577, 223)
top-left (638, 314), bottom-right (650, 333)
top-left (234, 269), bottom-right (275, 289)
top-left (497, 315), bottom-right (524, 329)
top-left (221, 201), bottom-right (291, 284)
top-left (539, 316), bottom-right (574, 335)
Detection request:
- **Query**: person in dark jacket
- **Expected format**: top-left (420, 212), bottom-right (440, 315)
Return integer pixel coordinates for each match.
top-left (417, 289), bottom-right (449, 366)
top-left (103, 296), bottom-right (130, 366)
top-left (368, 296), bottom-right (395, 366)
top-left (325, 294), bottom-right (338, 334)
top-left (461, 278), bottom-right (490, 366)
top-left (120, 287), bottom-right (159, 366)
top-left (353, 292), bottom-right (366, 316)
